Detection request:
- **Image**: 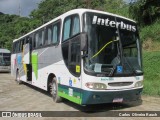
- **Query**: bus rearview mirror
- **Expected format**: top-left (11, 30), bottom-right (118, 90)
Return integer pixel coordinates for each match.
top-left (80, 33), bottom-right (88, 51)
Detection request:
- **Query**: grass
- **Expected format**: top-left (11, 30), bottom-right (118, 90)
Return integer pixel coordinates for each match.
top-left (142, 50), bottom-right (160, 96)
top-left (140, 19), bottom-right (160, 96)
top-left (140, 20), bottom-right (160, 42)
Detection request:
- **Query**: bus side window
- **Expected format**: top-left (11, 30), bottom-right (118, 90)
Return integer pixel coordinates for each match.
top-left (52, 25), bottom-right (58, 44)
top-left (52, 22), bottom-right (60, 44)
top-left (70, 41), bottom-right (80, 63)
top-left (38, 30), bottom-right (43, 47)
top-left (18, 40), bottom-right (21, 52)
top-left (21, 39), bottom-right (25, 51)
top-left (24, 38), bottom-right (26, 45)
top-left (25, 35), bottom-right (32, 50)
top-left (42, 30), bottom-right (45, 46)
top-left (63, 18), bottom-right (71, 41)
top-left (20, 39), bottom-right (22, 52)
top-left (12, 43), bottom-right (16, 53)
top-left (62, 15), bottom-right (81, 76)
top-left (14, 42), bottom-right (17, 53)
top-left (29, 35), bottom-right (33, 50)
top-left (69, 38), bottom-right (81, 76)
top-left (26, 37), bottom-right (29, 44)
top-left (14, 43), bottom-right (16, 53)
top-left (16, 41), bottom-right (20, 53)
top-left (62, 43), bottom-right (69, 66)
top-left (45, 26), bottom-right (52, 45)
top-left (32, 35), bottom-right (36, 49)
top-left (35, 33), bottom-right (39, 48)
top-left (71, 16), bottom-right (80, 36)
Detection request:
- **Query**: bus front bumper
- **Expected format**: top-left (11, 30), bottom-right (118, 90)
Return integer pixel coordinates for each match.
top-left (0, 66), bottom-right (10, 72)
top-left (81, 88), bottom-right (143, 105)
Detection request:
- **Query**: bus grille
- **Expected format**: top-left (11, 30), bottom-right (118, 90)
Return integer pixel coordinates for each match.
top-left (108, 82), bottom-right (133, 87)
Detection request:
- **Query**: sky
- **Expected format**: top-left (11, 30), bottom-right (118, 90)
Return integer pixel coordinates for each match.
top-left (0, 0), bottom-right (131, 17)
top-left (0, 0), bottom-right (43, 17)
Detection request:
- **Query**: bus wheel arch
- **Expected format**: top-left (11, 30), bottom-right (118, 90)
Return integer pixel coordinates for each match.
top-left (47, 73), bottom-right (62, 103)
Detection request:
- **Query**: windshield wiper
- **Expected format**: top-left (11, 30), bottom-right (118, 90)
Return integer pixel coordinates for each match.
top-left (90, 40), bottom-right (119, 60)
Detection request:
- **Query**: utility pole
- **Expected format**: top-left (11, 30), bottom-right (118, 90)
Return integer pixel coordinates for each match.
top-left (18, 0), bottom-right (21, 16)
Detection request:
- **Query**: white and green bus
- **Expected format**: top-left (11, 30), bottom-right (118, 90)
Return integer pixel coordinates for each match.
top-left (0, 48), bottom-right (11, 72)
top-left (11, 9), bottom-right (143, 105)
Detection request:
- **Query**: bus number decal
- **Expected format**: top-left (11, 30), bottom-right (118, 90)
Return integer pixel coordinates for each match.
top-left (73, 78), bottom-right (76, 84)
top-left (76, 65), bottom-right (80, 73)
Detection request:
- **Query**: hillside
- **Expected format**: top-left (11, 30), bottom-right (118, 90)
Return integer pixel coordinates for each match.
top-left (0, 14), bottom-right (41, 49)
top-left (143, 51), bottom-right (160, 96)
top-left (140, 17), bottom-right (160, 96)
top-left (141, 20), bottom-right (160, 51)
top-left (0, 12), bottom-right (4, 15)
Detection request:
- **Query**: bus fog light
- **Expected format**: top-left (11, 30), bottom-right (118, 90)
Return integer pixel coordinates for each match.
top-left (93, 95), bottom-right (100, 99)
top-left (135, 81), bottom-right (143, 87)
top-left (85, 82), bottom-right (107, 90)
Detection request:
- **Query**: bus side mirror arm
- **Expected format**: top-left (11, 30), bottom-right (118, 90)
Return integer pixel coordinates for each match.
top-left (80, 33), bottom-right (88, 51)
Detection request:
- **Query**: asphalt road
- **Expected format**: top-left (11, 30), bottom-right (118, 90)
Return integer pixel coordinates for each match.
top-left (0, 73), bottom-right (160, 120)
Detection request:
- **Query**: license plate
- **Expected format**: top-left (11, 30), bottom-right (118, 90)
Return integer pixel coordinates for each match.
top-left (113, 98), bottom-right (123, 103)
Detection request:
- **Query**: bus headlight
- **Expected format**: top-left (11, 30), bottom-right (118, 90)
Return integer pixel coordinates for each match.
top-left (85, 82), bottom-right (107, 90)
top-left (135, 81), bottom-right (143, 87)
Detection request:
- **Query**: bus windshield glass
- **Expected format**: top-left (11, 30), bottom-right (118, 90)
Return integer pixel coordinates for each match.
top-left (0, 53), bottom-right (11, 66)
top-left (83, 12), bottom-right (142, 75)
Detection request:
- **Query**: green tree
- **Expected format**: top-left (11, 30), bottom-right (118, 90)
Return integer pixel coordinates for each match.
top-left (30, 0), bottom-right (106, 23)
top-left (104, 0), bottom-right (129, 17)
top-left (129, 0), bottom-right (160, 25)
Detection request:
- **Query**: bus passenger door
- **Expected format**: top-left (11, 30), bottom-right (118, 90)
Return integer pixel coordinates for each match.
top-left (23, 42), bottom-right (32, 81)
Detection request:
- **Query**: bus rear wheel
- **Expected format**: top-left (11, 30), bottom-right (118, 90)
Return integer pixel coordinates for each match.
top-left (16, 70), bottom-right (22, 84)
top-left (50, 77), bottom-right (62, 103)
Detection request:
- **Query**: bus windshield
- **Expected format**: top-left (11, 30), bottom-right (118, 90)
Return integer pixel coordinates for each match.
top-left (0, 53), bottom-right (11, 66)
top-left (83, 12), bottom-right (142, 76)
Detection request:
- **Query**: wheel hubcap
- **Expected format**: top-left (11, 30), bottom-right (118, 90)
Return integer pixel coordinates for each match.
top-left (51, 82), bottom-right (57, 99)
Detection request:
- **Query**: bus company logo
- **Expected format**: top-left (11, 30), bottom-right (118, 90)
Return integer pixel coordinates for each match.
top-left (92, 15), bottom-right (136, 32)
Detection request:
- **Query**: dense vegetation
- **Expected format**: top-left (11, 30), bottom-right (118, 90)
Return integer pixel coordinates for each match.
top-left (143, 51), bottom-right (160, 96)
top-left (0, 0), bottom-right (160, 96)
top-left (0, 14), bottom-right (41, 49)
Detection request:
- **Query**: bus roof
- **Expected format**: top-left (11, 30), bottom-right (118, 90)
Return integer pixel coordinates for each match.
top-left (0, 48), bottom-right (10, 53)
top-left (13, 8), bottom-right (136, 42)
top-left (66, 8), bottom-right (136, 22)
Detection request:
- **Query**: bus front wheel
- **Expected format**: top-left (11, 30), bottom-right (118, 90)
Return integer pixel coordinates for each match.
top-left (50, 77), bottom-right (62, 103)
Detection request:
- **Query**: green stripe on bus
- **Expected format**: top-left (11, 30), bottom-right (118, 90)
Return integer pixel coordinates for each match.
top-left (58, 87), bottom-right (81, 97)
top-left (58, 91), bottom-right (82, 104)
top-left (58, 86), bottom-right (82, 104)
top-left (31, 52), bottom-right (38, 80)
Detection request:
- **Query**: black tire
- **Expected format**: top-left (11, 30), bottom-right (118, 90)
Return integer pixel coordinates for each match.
top-left (49, 77), bottom-right (62, 103)
top-left (15, 70), bottom-right (22, 84)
